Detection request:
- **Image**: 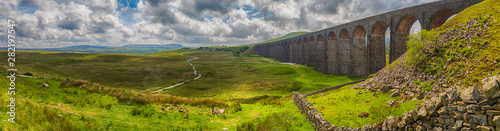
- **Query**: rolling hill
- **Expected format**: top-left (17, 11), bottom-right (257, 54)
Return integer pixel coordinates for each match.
top-left (2, 44), bottom-right (185, 54)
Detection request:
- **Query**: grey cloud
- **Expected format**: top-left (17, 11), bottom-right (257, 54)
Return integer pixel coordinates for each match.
top-left (91, 18), bottom-right (116, 33)
top-left (57, 17), bottom-right (82, 30)
top-left (141, 0), bottom-right (178, 25)
top-left (179, 0), bottom-right (238, 20)
top-left (306, 0), bottom-right (347, 14)
top-left (150, 7), bottom-right (178, 25)
top-left (228, 22), bottom-right (258, 38)
top-left (145, 0), bottom-right (171, 6)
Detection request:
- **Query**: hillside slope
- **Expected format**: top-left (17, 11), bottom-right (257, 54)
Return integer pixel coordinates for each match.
top-left (356, 0), bottom-right (500, 98)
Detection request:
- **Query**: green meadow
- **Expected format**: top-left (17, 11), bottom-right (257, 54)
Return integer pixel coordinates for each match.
top-left (0, 49), bottom-right (410, 130)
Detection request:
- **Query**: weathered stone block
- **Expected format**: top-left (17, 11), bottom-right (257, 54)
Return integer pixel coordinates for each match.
top-left (494, 103), bottom-right (500, 110)
top-left (447, 87), bottom-right (461, 101)
top-left (486, 110), bottom-right (500, 116)
top-left (417, 107), bottom-right (427, 120)
top-left (466, 105), bottom-right (478, 114)
top-left (450, 111), bottom-right (463, 119)
top-left (483, 79), bottom-right (500, 99)
top-left (458, 105), bottom-right (467, 112)
top-left (455, 119), bottom-right (464, 128)
top-left (438, 106), bottom-right (448, 115)
top-left (493, 116), bottom-right (500, 130)
top-left (468, 115), bottom-right (487, 126)
top-left (475, 125), bottom-right (493, 131)
top-left (460, 86), bottom-right (480, 100)
top-left (448, 105), bottom-right (458, 112)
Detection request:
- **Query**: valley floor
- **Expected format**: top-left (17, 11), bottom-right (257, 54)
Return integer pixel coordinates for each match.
top-left (0, 50), bottom-right (413, 130)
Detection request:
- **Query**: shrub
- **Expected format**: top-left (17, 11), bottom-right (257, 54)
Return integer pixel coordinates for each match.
top-left (405, 30), bottom-right (438, 67)
top-left (132, 105), bottom-right (157, 117)
top-left (422, 82), bottom-right (432, 92)
top-left (414, 80), bottom-right (421, 85)
top-left (228, 103), bottom-right (242, 113)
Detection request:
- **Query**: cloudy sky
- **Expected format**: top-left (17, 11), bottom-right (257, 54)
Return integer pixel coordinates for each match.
top-left (0, 0), bottom-right (436, 48)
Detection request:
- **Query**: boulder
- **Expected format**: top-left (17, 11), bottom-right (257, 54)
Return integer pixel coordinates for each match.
top-left (461, 86), bottom-right (480, 100)
top-left (359, 112), bottom-right (369, 118)
top-left (417, 107), bottom-right (427, 120)
top-left (212, 108), bottom-right (220, 115)
top-left (42, 83), bottom-right (49, 88)
top-left (482, 76), bottom-right (500, 99)
top-left (80, 84), bottom-right (87, 88)
top-left (366, 99), bottom-right (371, 103)
top-left (92, 83), bottom-right (101, 87)
top-left (387, 99), bottom-right (396, 107)
top-left (373, 93), bottom-right (379, 98)
top-left (358, 91), bottom-right (362, 94)
top-left (385, 116), bottom-right (396, 130)
top-left (390, 90), bottom-right (400, 97)
top-left (482, 75), bottom-right (500, 86)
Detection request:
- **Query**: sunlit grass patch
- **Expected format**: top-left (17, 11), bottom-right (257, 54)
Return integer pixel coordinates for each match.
top-left (307, 85), bottom-right (419, 128)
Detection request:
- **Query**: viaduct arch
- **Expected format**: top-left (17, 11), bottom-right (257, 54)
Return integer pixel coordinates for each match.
top-left (254, 0), bottom-right (482, 77)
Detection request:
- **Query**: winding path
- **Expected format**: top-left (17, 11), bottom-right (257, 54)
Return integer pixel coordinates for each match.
top-left (151, 53), bottom-right (202, 93)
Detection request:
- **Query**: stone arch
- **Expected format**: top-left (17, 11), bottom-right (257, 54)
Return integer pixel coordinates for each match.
top-left (351, 25), bottom-right (367, 77)
top-left (396, 15), bottom-right (419, 33)
top-left (298, 38), bottom-right (303, 65)
top-left (308, 36), bottom-right (316, 67)
top-left (315, 34), bottom-right (325, 73)
top-left (327, 31), bottom-right (337, 74)
top-left (293, 39), bottom-right (298, 63)
top-left (338, 29), bottom-right (349, 75)
top-left (340, 29), bottom-right (349, 39)
top-left (302, 37), bottom-right (309, 65)
top-left (354, 25), bottom-right (366, 38)
top-left (288, 40), bottom-right (293, 62)
top-left (392, 15), bottom-right (421, 63)
top-left (429, 9), bottom-right (458, 29)
top-left (328, 31), bottom-right (337, 41)
top-left (372, 21), bottom-right (389, 36)
top-left (369, 21), bottom-right (389, 74)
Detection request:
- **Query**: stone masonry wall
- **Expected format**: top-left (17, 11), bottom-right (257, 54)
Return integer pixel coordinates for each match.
top-left (292, 92), bottom-right (334, 131)
top-left (292, 75), bottom-right (500, 131)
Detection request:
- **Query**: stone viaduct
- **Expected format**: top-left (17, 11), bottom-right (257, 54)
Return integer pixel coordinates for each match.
top-left (254, 0), bottom-right (483, 78)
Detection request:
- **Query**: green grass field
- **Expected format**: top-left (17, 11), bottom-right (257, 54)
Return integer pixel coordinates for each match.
top-left (307, 84), bottom-right (419, 128)
top-left (0, 49), bottom-right (405, 130)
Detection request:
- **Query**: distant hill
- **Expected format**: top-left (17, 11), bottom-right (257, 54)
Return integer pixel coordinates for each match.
top-left (247, 31), bottom-right (309, 46)
top-left (2, 44), bottom-right (185, 54)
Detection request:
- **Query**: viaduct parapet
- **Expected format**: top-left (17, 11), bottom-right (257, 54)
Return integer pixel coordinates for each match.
top-left (254, 0), bottom-right (483, 77)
